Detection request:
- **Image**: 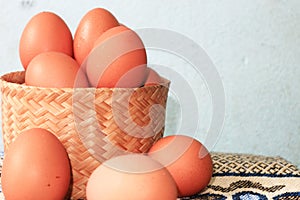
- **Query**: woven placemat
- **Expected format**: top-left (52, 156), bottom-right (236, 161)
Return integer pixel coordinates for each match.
top-left (182, 152), bottom-right (300, 200)
top-left (0, 152), bottom-right (300, 200)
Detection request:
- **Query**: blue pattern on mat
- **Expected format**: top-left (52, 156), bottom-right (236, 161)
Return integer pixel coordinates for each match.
top-left (232, 191), bottom-right (267, 200)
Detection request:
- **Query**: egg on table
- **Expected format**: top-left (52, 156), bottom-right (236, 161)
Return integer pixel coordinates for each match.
top-left (1, 128), bottom-right (71, 200)
top-left (148, 135), bottom-right (213, 197)
top-left (86, 154), bottom-right (178, 200)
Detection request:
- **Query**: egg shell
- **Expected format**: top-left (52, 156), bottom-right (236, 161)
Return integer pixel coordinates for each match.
top-left (25, 51), bottom-right (89, 88)
top-left (1, 128), bottom-right (71, 200)
top-left (19, 11), bottom-right (73, 69)
top-left (145, 68), bottom-right (163, 86)
top-left (86, 154), bottom-right (178, 200)
top-left (74, 8), bottom-right (119, 66)
top-left (148, 135), bottom-right (213, 197)
top-left (86, 25), bottom-right (147, 88)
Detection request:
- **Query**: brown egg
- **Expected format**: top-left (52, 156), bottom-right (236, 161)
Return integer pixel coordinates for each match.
top-left (25, 51), bottom-right (89, 88)
top-left (19, 11), bottom-right (73, 69)
top-left (1, 128), bottom-right (71, 200)
top-left (148, 135), bottom-right (213, 197)
top-left (145, 68), bottom-right (163, 86)
top-left (86, 154), bottom-right (178, 200)
top-left (74, 8), bottom-right (119, 66)
top-left (86, 25), bottom-right (147, 88)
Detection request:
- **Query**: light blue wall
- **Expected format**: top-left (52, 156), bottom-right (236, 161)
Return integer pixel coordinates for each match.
top-left (0, 0), bottom-right (299, 167)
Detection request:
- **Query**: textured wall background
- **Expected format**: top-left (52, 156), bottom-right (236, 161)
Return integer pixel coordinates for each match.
top-left (0, 0), bottom-right (299, 167)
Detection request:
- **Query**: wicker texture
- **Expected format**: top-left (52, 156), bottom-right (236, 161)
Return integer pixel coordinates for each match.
top-left (0, 71), bottom-right (169, 200)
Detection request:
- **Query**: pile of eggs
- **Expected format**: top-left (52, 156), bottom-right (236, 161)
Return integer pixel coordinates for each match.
top-left (20, 8), bottom-right (161, 88)
top-left (1, 8), bottom-right (213, 200)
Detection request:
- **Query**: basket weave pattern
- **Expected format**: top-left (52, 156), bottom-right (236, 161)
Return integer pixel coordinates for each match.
top-left (0, 71), bottom-right (169, 199)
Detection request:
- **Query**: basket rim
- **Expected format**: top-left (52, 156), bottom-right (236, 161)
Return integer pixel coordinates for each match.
top-left (0, 71), bottom-right (170, 92)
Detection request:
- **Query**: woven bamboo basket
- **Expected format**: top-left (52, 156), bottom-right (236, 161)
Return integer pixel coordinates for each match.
top-left (0, 71), bottom-right (170, 200)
